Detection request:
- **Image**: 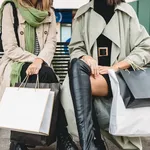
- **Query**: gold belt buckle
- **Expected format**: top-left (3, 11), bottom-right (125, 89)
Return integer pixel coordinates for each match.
top-left (98, 47), bottom-right (108, 57)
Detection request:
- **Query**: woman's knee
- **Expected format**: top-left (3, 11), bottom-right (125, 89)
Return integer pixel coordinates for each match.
top-left (39, 66), bottom-right (58, 83)
top-left (90, 75), bottom-right (108, 96)
top-left (69, 58), bottom-right (91, 75)
top-left (70, 58), bottom-right (82, 70)
top-left (40, 66), bottom-right (54, 75)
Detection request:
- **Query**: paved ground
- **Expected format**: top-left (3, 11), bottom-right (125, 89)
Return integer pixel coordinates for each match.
top-left (0, 129), bottom-right (150, 150)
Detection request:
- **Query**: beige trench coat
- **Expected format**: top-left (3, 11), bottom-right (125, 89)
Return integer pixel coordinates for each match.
top-left (61, 1), bottom-right (150, 150)
top-left (0, 4), bottom-right (57, 100)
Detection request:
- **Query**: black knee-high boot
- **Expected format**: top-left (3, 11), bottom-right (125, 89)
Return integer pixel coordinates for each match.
top-left (69, 58), bottom-right (105, 150)
top-left (92, 103), bottom-right (106, 149)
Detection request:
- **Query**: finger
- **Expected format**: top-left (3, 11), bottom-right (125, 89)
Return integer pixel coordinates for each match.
top-left (98, 65), bottom-right (103, 69)
top-left (28, 70), bottom-right (33, 75)
top-left (26, 70), bottom-right (29, 75)
top-left (98, 67), bottom-right (104, 71)
top-left (27, 71), bottom-right (31, 76)
top-left (95, 66), bottom-right (99, 77)
top-left (94, 65), bottom-right (98, 78)
top-left (28, 70), bottom-right (32, 75)
top-left (98, 68), bottom-right (105, 73)
top-left (26, 69), bottom-right (31, 76)
top-left (86, 60), bottom-right (91, 67)
top-left (35, 69), bottom-right (39, 75)
top-left (33, 68), bottom-right (38, 74)
top-left (30, 67), bottom-right (35, 74)
top-left (31, 67), bottom-right (37, 75)
top-left (28, 68), bottom-right (34, 76)
top-left (32, 68), bottom-right (37, 75)
top-left (29, 72), bottom-right (32, 76)
top-left (90, 64), bottom-right (95, 75)
top-left (101, 72), bottom-right (108, 75)
top-left (92, 64), bottom-right (99, 78)
top-left (92, 63), bottom-right (97, 75)
top-left (99, 70), bottom-right (108, 74)
top-left (99, 68), bottom-right (109, 73)
top-left (89, 61), bottom-right (97, 76)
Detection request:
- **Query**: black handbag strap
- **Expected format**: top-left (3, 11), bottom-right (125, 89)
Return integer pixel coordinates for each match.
top-left (4, 2), bottom-right (20, 46)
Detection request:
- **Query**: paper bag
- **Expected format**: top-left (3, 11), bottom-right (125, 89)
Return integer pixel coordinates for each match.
top-left (0, 87), bottom-right (54, 135)
top-left (109, 70), bottom-right (150, 137)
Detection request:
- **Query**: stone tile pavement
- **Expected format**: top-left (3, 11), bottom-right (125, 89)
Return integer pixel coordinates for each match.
top-left (0, 129), bottom-right (150, 150)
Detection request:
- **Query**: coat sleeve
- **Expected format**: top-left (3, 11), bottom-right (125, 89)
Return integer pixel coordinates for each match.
top-left (38, 9), bottom-right (57, 66)
top-left (2, 4), bottom-right (36, 62)
top-left (124, 9), bottom-right (150, 68)
top-left (69, 18), bottom-right (87, 60)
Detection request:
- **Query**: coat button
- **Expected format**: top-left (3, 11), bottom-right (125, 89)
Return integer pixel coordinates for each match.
top-left (44, 31), bottom-right (48, 34)
top-left (20, 31), bottom-right (24, 35)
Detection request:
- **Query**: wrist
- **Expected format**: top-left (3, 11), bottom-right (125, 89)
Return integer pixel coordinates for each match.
top-left (112, 65), bottom-right (119, 71)
top-left (81, 55), bottom-right (87, 59)
top-left (34, 58), bottom-right (43, 64)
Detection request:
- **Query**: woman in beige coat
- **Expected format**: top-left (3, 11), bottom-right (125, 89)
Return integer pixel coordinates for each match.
top-left (0, 0), bottom-right (78, 150)
top-left (62, 0), bottom-right (150, 150)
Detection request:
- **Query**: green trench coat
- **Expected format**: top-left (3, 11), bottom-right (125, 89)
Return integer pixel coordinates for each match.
top-left (61, 1), bottom-right (150, 150)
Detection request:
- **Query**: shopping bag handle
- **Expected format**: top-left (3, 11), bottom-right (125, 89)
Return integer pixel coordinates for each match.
top-left (19, 74), bottom-right (39, 89)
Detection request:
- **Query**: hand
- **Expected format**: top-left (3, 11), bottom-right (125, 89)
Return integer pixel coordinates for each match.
top-left (26, 58), bottom-right (43, 75)
top-left (81, 55), bottom-right (99, 78)
top-left (98, 66), bottom-right (119, 75)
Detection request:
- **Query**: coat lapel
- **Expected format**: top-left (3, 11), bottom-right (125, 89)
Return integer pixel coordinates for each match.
top-left (36, 15), bottom-right (52, 50)
top-left (88, 9), bottom-right (106, 51)
top-left (36, 26), bottom-right (43, 50)
top-left (102, 13), bottom-right (120, 48)
top-left (102, 12), bottom-right (121, 65)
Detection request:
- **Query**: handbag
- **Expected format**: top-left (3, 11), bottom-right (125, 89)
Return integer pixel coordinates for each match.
top-left (116, 68), bottom-right (150, 108)
top-left (10, 81), bottom-right (60, 146)
top-left (0, 1), bottom-right (19, 52)
top-left (109, 69), bottom-right (150, 137)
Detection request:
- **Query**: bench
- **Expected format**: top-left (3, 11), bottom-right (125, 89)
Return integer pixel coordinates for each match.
top-left (0, 52), bottom-right (3, 59)
top-left (52, 42), bottom-right (70, 83)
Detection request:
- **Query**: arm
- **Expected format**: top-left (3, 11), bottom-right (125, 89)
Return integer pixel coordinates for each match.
top-left (69, 18), bottom-right (87, 60)
top-left (2, 4), bottom-right (36, 62)
top-left (112, 61), bottom-right (131, 70)
top-left (38, 9), bottom-right (57, 66)
top-left (123, 10), bottom-right (150, 69)
top-left (98, 61), bottom-right (131, 75)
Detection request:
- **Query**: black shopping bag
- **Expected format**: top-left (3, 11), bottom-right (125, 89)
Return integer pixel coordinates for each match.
top-left (116, 68), bottom-right (150, 108)
top-left (11, 83), bottom-right (60, 146)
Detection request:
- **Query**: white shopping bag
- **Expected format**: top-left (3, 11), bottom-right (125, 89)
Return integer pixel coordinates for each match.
top-left (0, 87), bottom-right (54, 135)
top-left (108, 69), bottom-right (150, 137)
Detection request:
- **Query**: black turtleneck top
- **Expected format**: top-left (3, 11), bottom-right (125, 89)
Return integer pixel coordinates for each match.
top-left (94, 0), bottom-right (114, 66)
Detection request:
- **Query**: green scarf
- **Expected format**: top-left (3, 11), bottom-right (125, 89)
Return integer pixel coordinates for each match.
top-left (0, 0), bottom-right (48, 86)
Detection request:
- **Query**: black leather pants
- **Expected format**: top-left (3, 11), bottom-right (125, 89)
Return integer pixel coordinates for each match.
top-left (69, 58), bottom-right (105, 150)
